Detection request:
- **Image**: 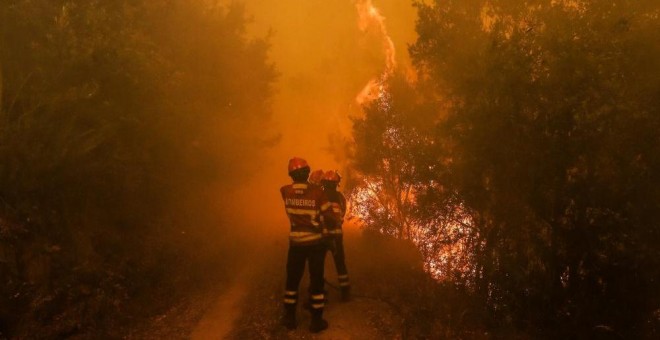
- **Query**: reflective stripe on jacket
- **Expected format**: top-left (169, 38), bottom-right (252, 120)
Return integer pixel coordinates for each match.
top-left (324, 190), bottom-right (346, 235)
top-left (281, 182), bottom-right (338, 245)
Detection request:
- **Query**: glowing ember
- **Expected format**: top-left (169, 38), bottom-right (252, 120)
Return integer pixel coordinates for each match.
top-left (350, 178), bottom-right (477, 281)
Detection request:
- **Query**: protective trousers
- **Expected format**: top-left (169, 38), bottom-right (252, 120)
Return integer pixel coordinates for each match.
top-left (331, 235), bottom-right (350, 299)
top-left (283, 242), bottom-right (326, 319)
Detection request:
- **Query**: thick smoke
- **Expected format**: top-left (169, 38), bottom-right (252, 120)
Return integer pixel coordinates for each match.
top-left (232, 0), bottom-right (417, 241)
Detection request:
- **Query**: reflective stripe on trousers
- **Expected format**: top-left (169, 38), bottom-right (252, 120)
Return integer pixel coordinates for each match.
top-left (283, 290), bottom-right (297, 305)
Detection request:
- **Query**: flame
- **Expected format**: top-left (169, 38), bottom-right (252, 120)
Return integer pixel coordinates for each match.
top-left (351, 1), bottom-right (476, 281)
top-left (348, 176), bottom-right (384, 224)
top-left (350, 179), bottom-right (477, 281)
top-left (355, 0), bottom-right (397, 104)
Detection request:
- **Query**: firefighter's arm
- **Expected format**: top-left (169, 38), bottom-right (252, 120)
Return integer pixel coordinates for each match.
top-left (320, 201), bottom-right (338, 229)
top-left (321, 205), bottom-right (338, 254)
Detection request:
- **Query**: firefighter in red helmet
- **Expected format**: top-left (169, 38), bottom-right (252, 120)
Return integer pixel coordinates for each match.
top-left (309, 169), bottom-right (324, 185)
top-left (321, 170), bottom-right (351, 301)
top-left (280, 157), bottom-right (338, 333)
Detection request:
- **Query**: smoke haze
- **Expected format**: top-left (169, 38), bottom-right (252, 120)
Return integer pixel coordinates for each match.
top-left (228, 0), bottom-right (417, 236)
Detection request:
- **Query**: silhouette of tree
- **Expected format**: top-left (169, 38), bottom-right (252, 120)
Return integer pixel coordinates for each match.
top-left (0, 1), bottom-right (276, 336)
top-left (350, 0), bottom-right (659, 336)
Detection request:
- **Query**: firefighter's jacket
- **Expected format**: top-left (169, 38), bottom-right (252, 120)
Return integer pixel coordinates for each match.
top-left (324, 190), bottom-right (346, 236)
top-left (281, 182), bottom-right (338, 245)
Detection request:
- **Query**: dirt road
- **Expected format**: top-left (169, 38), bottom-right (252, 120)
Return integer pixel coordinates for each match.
top-left (190, 228), bottom-right (404, 339)
top-left (190, 270), bottom-right (252, 340)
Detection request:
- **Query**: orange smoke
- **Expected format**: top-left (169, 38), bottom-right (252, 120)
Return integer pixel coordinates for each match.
top-left (355, 0), bottom-right (397, 104)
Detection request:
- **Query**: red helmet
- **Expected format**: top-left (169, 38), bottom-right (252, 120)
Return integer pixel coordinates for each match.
top-left (322, 170), bottom-right (341, 183)
top-left (309, 169), bottom-right (324, 184)
top-left (288, 157), bottom-right (309, 174)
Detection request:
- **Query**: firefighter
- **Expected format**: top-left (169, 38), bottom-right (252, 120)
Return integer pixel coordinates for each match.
top-left (280, 157), bottom-right (337, 333)
top-left (309, 169), bottom-right (324, 185)
top-left (321, 170), bottom-right (351, 301)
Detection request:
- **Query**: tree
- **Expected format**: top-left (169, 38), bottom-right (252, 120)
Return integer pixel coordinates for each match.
top-left (351, 0), bottom-right (660, 336)
top-left (350, 75), bottom-right (419, 240)
top-left (411, 0), bottom-right (660, 336)
top-left (0, 1), bottom-right (276, 336)
top-left (349, 73), bottom-right (479, 282)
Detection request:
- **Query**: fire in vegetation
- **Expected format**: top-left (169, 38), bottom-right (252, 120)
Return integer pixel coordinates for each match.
top-left (355, 0), bottom-right (396, 105)
top-left (349, 178), bottom-right (478, 283)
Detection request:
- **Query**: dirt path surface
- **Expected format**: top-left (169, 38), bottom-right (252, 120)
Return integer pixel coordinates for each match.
top-left (281, 295), bottom-right (401, 339)
top-left (190, 270), bottom-right (252, 340)
top-left (190, 228), bottom-right (406, 339)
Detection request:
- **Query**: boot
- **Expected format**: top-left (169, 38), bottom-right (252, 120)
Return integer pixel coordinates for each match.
top-left (309, 310), bottom-right (328, 333)
top-left (281, 305), bottom-right (296, 330)
top-left (340, 286), bottom-right (351, 302)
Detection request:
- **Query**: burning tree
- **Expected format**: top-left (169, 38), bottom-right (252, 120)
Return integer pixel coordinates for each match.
top-left (348, 74), bottom-right (479, 281)
top-left (349, 0), bottom-right (660, 337)
top-left (350, 89), bottom-right (415, 239)
top-left (348, 0), bottom-right (482, 283)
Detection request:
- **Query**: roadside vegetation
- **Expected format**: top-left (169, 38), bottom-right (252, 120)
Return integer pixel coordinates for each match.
top-left (347, 1), bottom-right (660, 338)
top-left (0, 1), bottom-right (275, 337)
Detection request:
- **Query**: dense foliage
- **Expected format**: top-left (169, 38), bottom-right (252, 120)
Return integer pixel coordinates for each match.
top-left (0, 1), bottom-right (275, 337)
top-left (349, 0), bottom-right (660, 337)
